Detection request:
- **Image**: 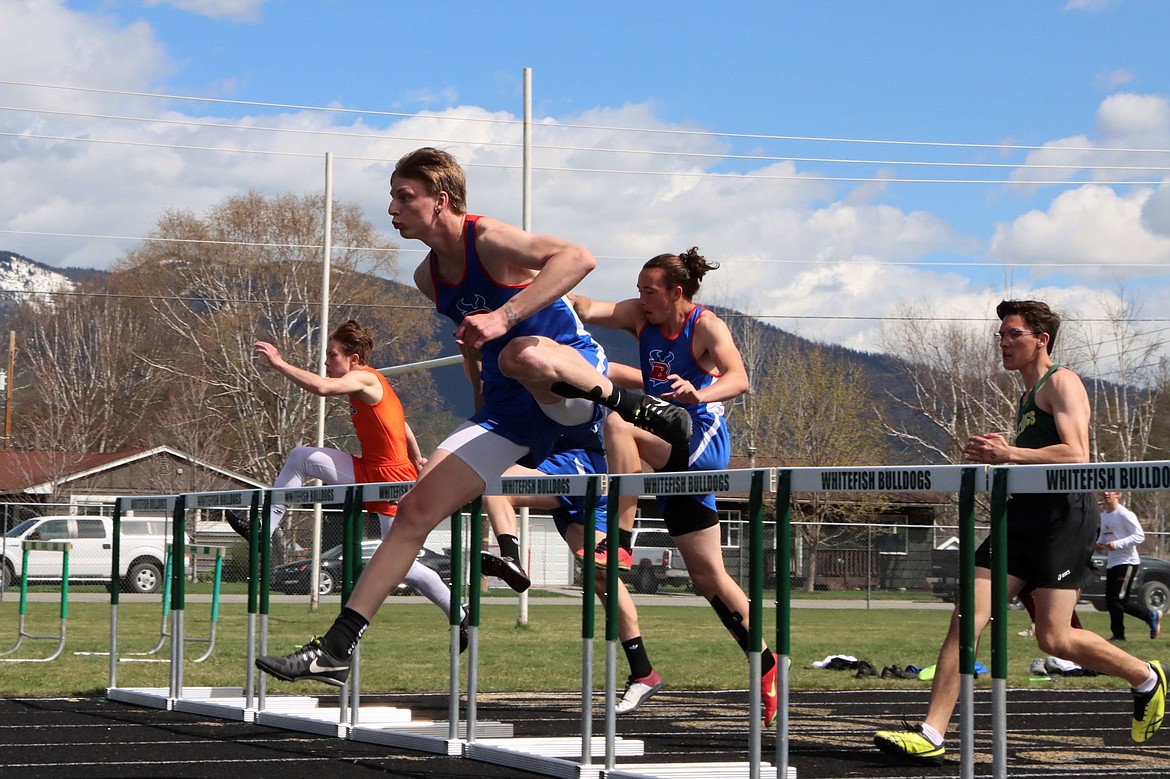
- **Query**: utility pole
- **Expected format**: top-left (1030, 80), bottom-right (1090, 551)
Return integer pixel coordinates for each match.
top-left (4, 331), bottom-right (13, 449)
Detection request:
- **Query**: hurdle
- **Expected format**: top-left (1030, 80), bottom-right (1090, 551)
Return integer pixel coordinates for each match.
top-left (247, 483), bottom-right (395, 733)
top-left (347, 486), bottom-right (517, 752)
top-left (601, 467), bottom-right (781, 779)
top-left (984, 460), bottom-right (1170, 779)
top-left (99, 542), bottom-right (226, 664)
top-left (0, 540), bottom-right (71, 663)
top-left (788, 464), bottom-right (976, 779)
top-left (461, 472), bottom-right (646, 778)
top-left (105, 489), bottom-right (318, 718)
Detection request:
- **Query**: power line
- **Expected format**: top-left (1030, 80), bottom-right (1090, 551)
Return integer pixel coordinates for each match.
top-left (5, 79), bottom-right (1170, 156)
top-left (3, 129), bottom-right (1166, 186)
top-left (3, 230), bottom-right (1168, 270)
top-left (3, 285), bottom-right (1168, 325)
top-left (6, 104), bottom-right (1170, 174)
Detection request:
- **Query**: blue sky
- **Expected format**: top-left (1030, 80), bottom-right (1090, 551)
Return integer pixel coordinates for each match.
top-left (2, 0), bottom-right (1168, 363)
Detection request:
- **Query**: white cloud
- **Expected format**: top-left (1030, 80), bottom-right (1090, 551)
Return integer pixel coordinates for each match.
top-left (0, 0), bottom-right (172, 113)
top-left (1094, 93), bottom-right (1170, 142)
top-left (1093, 69), bottom-right (1135, 90)
top-left (1013, 93), bottom-right (1170, 187)
top-left (143, 0), bottom-right (265, 22)
top-left (1141, 184), bottom-right (1170, 237)
top-left (1063, 0), bottom-right (1121, 10)
top-left (2, 1), bottom-right (1166, 364)
top-left (990, 185), bottom-right (1170, 272)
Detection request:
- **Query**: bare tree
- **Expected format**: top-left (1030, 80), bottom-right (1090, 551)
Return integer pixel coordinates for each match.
top-left (110, 190), bottom-right (445, 482)
top-left (10, 289), bottom-right (168, 499)
top-left (877, 302), bottom-right (1017, 464)
top-left (1067, 289), bottom-right (1170, 538)
top-left (751, 343), bottom-right (892, 590)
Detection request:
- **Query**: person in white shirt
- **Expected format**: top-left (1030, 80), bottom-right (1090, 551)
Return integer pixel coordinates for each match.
top-left (1098, 490), bottom-right (1161, 642)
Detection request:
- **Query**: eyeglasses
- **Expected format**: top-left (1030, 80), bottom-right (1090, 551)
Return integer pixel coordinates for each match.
top-left (993, 328), bottom-right (1041, 342)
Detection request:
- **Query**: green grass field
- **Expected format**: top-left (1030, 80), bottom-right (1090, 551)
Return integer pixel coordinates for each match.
top-left (0, 595), bottom-right (1148, 698)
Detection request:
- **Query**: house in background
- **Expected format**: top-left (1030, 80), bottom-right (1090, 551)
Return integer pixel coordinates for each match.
top-left (0, 445), bottom-right (265, 531)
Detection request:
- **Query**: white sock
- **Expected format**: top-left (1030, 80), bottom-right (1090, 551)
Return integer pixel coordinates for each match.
top-left (919, 723), bottom-right (944, 746)
top-left (403, 560), bottom-right (454, 618)
top-left (1134, 666), bottom-right (1158, 694)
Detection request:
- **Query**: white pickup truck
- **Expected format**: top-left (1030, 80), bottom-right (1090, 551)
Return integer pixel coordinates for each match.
top-left (1, 515), bottom-right (185, 594)
top-left (623, 529), bottom-right (691, 594)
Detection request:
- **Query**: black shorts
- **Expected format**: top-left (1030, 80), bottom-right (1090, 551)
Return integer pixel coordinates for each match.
top-left (662, 495), bottom-right (720, 536)
top-left (973, 492), bottom-right (1099, 591)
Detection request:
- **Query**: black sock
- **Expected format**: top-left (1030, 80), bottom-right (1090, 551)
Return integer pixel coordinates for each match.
top-left (618, 529), bottom-right (633, 554)
top-left (320, 607), bottom-right (368, 660)
top-left (761, 648), bottom-right (776, 674)
top-left (550, 381), bottom-right (640, 417)
top-left (497, 534), bottom-right (520, 561)
top-left (622, 635), bottom-right (653, 680)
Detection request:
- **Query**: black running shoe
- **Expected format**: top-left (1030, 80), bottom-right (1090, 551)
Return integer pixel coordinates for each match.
top-left (625, 392), bottom-right (692, 450)
top-left (480, 552), bottom-right (531, 593)
top-left (255, 637), bottom-right (350, 687)
top-left (458, 605), bottom-right (470, 655)
top-left (224, 510), bottom-right (251, 541)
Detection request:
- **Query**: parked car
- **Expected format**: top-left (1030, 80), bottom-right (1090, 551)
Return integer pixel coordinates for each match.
top-left (1081, 552), bottom-right (1170, 615)
top-left (622, 530), bottom-right (691, 594)
top-left (270, 539), bottom-right (451, 597)
top-left (930, 546), bottom-right (1170, 616)
top-left (1, 515), bottom-right (186, 594)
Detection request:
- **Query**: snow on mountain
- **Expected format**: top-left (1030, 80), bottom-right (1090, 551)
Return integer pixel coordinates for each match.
top-left (0, 251), bottom-right (76, 306)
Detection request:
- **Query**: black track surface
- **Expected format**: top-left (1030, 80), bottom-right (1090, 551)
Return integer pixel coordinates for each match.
top-left (2, 687), bottom-right (1168, 778)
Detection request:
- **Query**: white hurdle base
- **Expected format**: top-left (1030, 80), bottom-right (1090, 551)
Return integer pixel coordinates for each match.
top-left (107, 686), bottom-right (319, 722)
top-left (607, 762), bottom-right (794, 779)
top-left (255, 705), bottom-right (413, 738)
top-left (350, 719), bottom-right (516, 756)
top-left (466, 737), bottom-right (645, 779)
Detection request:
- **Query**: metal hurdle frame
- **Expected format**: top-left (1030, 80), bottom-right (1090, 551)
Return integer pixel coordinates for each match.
top-left (787, 465), bottom-right (977, 779)
top-left (105, 494), bottom-right (177, 705)
top-left (605, 467), bottom-right (779, 779)
top-left (459, 471), bottom-right (646, 779)
top-left (345, 484), bottom-right (510, 752)
top-left (110, 460), bottom-right (1158, 777)
top-left (984, 460), bottom-right (1170, 779)
top-left (0, 540), bottom-right (71, 662)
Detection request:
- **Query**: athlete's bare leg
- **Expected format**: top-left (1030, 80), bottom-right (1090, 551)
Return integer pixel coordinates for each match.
top-left (345, 449), bottom-right (484, 620)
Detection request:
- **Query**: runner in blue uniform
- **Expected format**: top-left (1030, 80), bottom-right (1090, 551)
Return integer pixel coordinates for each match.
top-left (256, 147), bottom-right (691, 686)
top-left (570, 247), bottom-right (778, 728)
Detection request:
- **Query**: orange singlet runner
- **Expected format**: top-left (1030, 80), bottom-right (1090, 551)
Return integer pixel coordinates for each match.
top-left (349, 365), bottom-right (417, 515)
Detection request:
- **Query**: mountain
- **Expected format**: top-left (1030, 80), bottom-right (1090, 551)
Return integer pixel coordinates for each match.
top-left (0, 251), bottom-right (76, 311)
top-left (0, 249), bottom-right (936, 459)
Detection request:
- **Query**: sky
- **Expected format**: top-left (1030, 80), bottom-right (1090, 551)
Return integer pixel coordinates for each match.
top-left (2, 0), bottom-right (1169, 367)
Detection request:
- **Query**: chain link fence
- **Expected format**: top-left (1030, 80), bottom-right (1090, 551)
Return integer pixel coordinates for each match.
top-left (5, 501), bottom-right (1169, 612)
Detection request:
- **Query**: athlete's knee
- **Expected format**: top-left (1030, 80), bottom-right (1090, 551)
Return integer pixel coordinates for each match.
top-left (498, 336), bottom-right (551, 382)
top-left (389, 492), bottom-right (441, 540)
top-left (1034, 626), bottom-right (1076, 658)
top-left (689, 569), bottom-right (722, 598)
top-left (604, 412), bottom-right (633, 437)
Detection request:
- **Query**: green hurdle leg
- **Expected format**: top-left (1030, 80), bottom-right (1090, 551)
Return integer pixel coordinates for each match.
top-left (0, 541), bottom-right (71, 663)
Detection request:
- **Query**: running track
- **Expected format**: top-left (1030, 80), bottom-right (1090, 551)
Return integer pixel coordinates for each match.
top-left (2, 687), bottom-right (1167, 778)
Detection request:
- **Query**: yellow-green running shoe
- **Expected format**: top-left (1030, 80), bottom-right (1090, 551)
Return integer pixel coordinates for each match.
top-left (1132, 660), bottom-right (1166, 743)
top-left (874, 725), bottom-right (945, 766)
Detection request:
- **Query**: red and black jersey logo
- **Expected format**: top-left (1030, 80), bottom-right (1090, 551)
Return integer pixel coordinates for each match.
top-left (648, 349), bottom-right (673, 383)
